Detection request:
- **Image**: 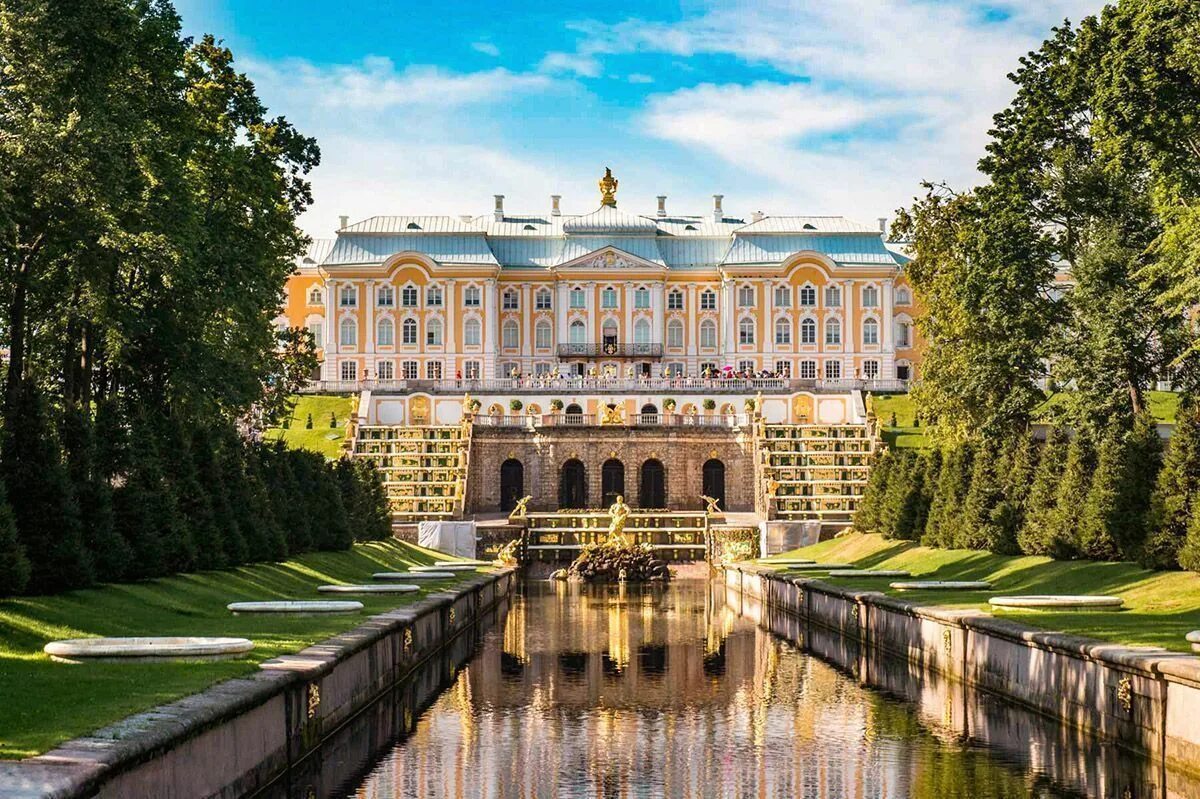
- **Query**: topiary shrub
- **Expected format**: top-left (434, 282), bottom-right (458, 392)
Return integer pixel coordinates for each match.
top-left (702, 398), bottom-right (716, 411)
top-left (510, 399), bottom-right (524, 412)
top-left (305, 413), bottom-right (313, 429)
top-left (329, 411), bottom-right (337, 428)
top-left (550, 399), bottom-right (564, 411)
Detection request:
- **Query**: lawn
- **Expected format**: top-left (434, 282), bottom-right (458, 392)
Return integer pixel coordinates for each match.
top-left (761, 532), bottom-right (1200, 653)
top-left (263, 394), bottom-right (355, 458)
top-left (0, 539), bottom-right (485, 759)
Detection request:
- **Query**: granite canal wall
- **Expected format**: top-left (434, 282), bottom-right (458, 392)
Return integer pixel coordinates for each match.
top-left (723, 564), bottom-right (1200, 781)
top-left (3, 568), bottom-right (515, 799)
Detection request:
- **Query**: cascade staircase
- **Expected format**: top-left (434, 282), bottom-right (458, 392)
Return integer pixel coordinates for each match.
top-left (758, 424), bottom-right (874, 523)
top-left (353, 423), bottom-right (471, 524)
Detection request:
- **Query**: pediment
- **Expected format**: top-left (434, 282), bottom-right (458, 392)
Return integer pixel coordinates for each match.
top-left (553, 246), bottom-right (666, 274)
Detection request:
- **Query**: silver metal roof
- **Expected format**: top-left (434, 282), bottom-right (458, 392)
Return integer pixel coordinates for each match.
top-left (725, 233), bottom-right (900, 266)
top-left (736, 216), bottom-right (879, 234)
top-left (295, 238), bottom-right (334, 269)
top-left (339, 216), bottom-right (480, 234)
top-left (324, 233), bottom-right (499, 266)
top-left (562, 205), bottom-right (660, 235)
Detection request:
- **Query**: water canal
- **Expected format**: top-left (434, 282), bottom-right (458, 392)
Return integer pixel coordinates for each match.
top-left (270, 580), bottom-right (1191, 799)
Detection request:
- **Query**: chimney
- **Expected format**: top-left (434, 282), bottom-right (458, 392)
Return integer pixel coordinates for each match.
top-left (712, 194), bottom-right (724, 222)
top-left (338, 214), bottom-right (349, 230)
top-left (657, 195), bottom-right (667, 217)
top-left (494, 194), bottom-right (505, 222)
top-left (551, 195), bottom-right (562, 216)
top-left (878, 217), bottom-right (888, 234)
top-left (751, 210), bottom-right (764, 223)
top-left (460, 214), bottom-right (474, 224)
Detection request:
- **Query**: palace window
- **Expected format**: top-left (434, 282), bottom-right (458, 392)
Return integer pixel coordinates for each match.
top-left (863, 317), bottom-right (879, 345)
top-left (665, 362), bottom-right (685, 377)
top-left (400, 286), bottom-right (418, 307)
top-left (340, 361), bottom-right (357, 381)
top-left (700, 361), bottom-right (718, 375)
top-left (602, 286), bottom-right (618, 308)
top-left (339, 285), bottom-right (357, 307)
top-left (634, 318), bottom-right (651, 345)
top-left (377, 361), bottom-right (393, 380)
top-left (535, 320), bottom-right (552, 349)
top-left (824, 285), bottom-right (841, 307)
top-left (700, 290), bottom-right (717, 310)
top-left (402, 360), bottom-right (418, 380)
top-left (666, 320), bottom-right (684, 349)
top-left (738, 359), bottom-right (755, 373)
top-left (897, 320), bottom-right (912, 348)
top-left (376, 317), bottom-right (395, 347)
top-left (738, 285), bottom-right (755, 307)
top-left (775, 318), bottom-right (791, 346)
top-left (634, 287), bottom-right (650, 309)
top-left (464, 318), bottom-right (482, 346)
top-left (376, 286), bottom-right (394, 307)
top-left (427, 318), bottom-right (443, 347)
top-left (799, 360), bottom-right (816, 380)
top-left (774, 285), bottom-right (791, 307)
top-left (799, 285), bottom-right (816, 307)
top-left (339, 317), bottom-right (357, 347)
top-left (667, 290), bottom-right (683, 310)
top-left (825, 318), bottom-right (841, 346)
top-left (896, 287), bottom-right (912, 305)
top-left (825, 360), bottom-right (842, 380)
top-left (464, 286), bottom-right (481, 307)
top-left (308, 321), bottom-right (323, 346)
top-left (534, 362), bottom-right (552, 376)
top-left (401, 318), bottom-right (417, 345)
top-left (569, 320), bottom-right (586, 344)
top-left (863, 360), bottom-right (880, 379)
top-left (862, 285), bottom-right (879, 308)
top-left (464, 361), bottom-right (481, 379)
top-left (308, 287), bottom-right (323, 305)
top-left (800, 318), bottom-right (817, 345)
top-left (502, 289), bottom-right (519, 310)
top-left (699, 319), bottom-right (717, 349)
top-left (738, 317), bottom-right (755, 345)
top-left (775, 360), bottom-right (792, 377)
top-left (426, 285), bottom-right (443, 307)
top-left (502, 319), bottom-right (519, 349)
top-left (535, 289), bottom-right (552, 310)
top-left (426, 361), bottom-right (443, 380)
top-left (570, 287), bottom-right (586, 308)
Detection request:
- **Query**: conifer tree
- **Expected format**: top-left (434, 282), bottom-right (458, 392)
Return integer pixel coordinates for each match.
top-left (911, 449), bottom-right (942, 540)
top-left (960, 441), bottom-right (1003, 550)
top-left (263, 444), bottom-right (313, 554)
top-left (245, 445), bottom-right (288, 560)
top-left (924, 443), bottom-right (973, 549)
top-left (0, 481), bottom-right (30, 596)
top-left (352, 458), bottom-right (392, 541)
top-left (160, 415), bottom-right (214, 573)
top-left (892, 451), bottom-right (931, 541)
top-left (213, 428), bottom-right (252, 566)
top-left (1144, 400), bottom-right (1200, 569)
top-left (854, 448), bottom-right (894, 533)
top-left (190, 426), bottom-right (237, 569)
top-left (1048, 432), bottom-right (1095, 559)
top-left (1178, 497), bottom-right (1200, 573)
top-left (62, 402), bottom-right (131, 583)
top-left (1077, 433), bottom-right (1126, 561)
top-left (1018, 430), bottom-right (1066, 555)
top-left (879, 450), bottom-right (914, 538)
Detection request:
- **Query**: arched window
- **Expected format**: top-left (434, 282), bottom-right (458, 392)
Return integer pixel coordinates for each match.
top-left (535, 320), bottom-right (552, 349)
top-left (634, 286), bottom-right (650, 308)
top-left (601, 458), bottom-right (625, 506)
top-left (339, 285), bottom-right (357, 307)
top-left (799, 285), bottom-right (816, 306)
top-left (863, 317), bottom-right (879, 345)
top-left (862, 285), bottom-right (879, 308)
top-left (376, 317), bottom-right (395, 347)
top-left (426, 317), bottom-right (443, 346)
top-left (634, 318), bottom-right (651, 345)
top-left (464, 318), bottom-right (482, 346)
top-left (666, 319), bottom-right (684, 349)
top-left (639, 458), bottom-right (666, 508)
top-left (825, 318), bottom-right (841, 345)
top-left (896, 319), bottom-right (912, 348)
top-left (667, 290), bottom-right (684, 310)
top-left (702, 459), bottom-right (725, 509)
top-left (602, 286), bottom-right (618, 308)
top-left (307, 287), bottom-right (323, 305)
top-left (896, 287), bottom-right (912, 305)
top-left (502, 319), bottom-right (519, 349)
top-left (775, 318), bottom-right (791, 345)
top-left (400, 285), bottom-right (417, 307)
top-left (738, 317), bottom-right (755, 345)
top-left (570, 286), bottom-right (586, 308)
top-left (500, 459), bottom-right (524, 513)
top-left (700, 289), bottom-right (717, 310)
top-left (569, 320), bottom-right (586, 344)
top-left (401, 317), bottom-right (417, 345)
top-left (774, 285), bottom-right (791, 307)
top-left (339, 317), bottom-right (357, 347)
top-left (824, 285), bottom-right (841, 307)
top-left (800, 317), bottom-right (817, 345)
top-left (601, 319), bottom-right (618, 345)
top-left (699, 319), bottom-right (717, 349)
top-left (560, 459), bottom-right (587, 508)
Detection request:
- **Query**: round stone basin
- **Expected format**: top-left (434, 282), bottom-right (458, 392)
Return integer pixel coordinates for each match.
top-left (227, 601), bottom-right (363, 614)
top-left (783, 563), bottom-right (853, 571)
top-left (827, 569), bottom-right (912, 578)
top-left (318, 584), bottom-right (420, 594)
top-left (44, 636), bottom-right (254, 663)
top-left (989, 595), bottom-right (1124, 612)
top-left (436, 560), bottom-right (491, 567)
top-left (373, 571), bottom-right (456, 580)
top-left (890, 581), bottom-right (993, 591)
top-left (411, 564), bottom-right (479, 572)
top-left (1187, 631), bottom-right (1200, 653)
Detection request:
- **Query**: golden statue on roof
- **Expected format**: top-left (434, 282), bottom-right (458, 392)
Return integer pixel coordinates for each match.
top-left (599, 167), bottom-right (618, 207)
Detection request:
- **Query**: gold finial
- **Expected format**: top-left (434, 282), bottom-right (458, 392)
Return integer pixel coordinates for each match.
top-left (598, 166), bottom-right (618, 207)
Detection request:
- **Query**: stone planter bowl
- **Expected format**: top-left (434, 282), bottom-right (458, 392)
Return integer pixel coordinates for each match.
top-left (435, 560), bottom-right (491, 567)
top-left (411, 564), bottom-right (479, 572)
top-left (1187, 631), bottom-right (1200, 653)
top-left (317, 584), bottom-right (420, 594)
top-left (227, 601), bottom-right (363, 615)
top-left (890, 581), bottom-right (993, 591)
top-left (989, 595), bottom-right (1124, 612)
top-left (373, 571), bottom-right (456, 580)
top-left (827, 570), bottom-right (912, 578)
top-left (44, 636), bottom-right (254, 664)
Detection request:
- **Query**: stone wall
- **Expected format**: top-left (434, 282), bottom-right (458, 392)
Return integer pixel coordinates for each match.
top-left (467, 426), bottom-right (755, 514)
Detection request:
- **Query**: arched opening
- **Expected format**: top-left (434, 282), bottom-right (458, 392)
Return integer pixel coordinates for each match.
top-left (639, 459), bottom-right (666, 509)
top-left (702, 459), bottom-right (726, 510)
top-left (559, 459), bottom-right (587, 509)
top-left (601, 459), bottom-right (625, 507)
top-left (500, 459), bottom-right (524, 513)
top-left (640, 403), bottom-right (658, 424)
top-left (565, 403), bottom-right (583, 415)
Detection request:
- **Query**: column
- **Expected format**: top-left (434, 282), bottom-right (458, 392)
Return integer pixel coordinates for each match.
top-left (365, 280), bottom-right (376, 355)
top-left (686, 284), bottom-right (698, 363)
top-left (763, 282), bottom-right (776, 364)
top-left (722, 278), bottom-right (736, 359)
top-left (881, 279), bottom-right (895, 380)
top-left (586, 282), bottom-right (597, 343)
top-left (521, 283), bottom-right (532, 365)
top-left (323, 278), bottom-right (337, 380)
top-left (483, 278), bottom-right (497, 379)
top-left (444, 278), bottom-right (457, 352)
top-left (624, 284), bottom-right (633, 342)
top-left (556, 282), bottom-right (569, 344)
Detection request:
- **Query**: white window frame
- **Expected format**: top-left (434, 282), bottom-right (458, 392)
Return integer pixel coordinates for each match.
top-left (825, 318), bottom-right (842, 346)
top-left (340, 361), bottom-right (358, 381)
top-left (535, 289), bottom-right (552, 310)
top-left (799, 360), bottom-right (817, 380)
top-left (401, 317), bottom-right (418, 346)
top-left (773, 285), bottom-right (791, 308)
top-left (666, 319), bottom-right (684, 349)
top-left (738, 317), bottom-right (755, 345)
top-left (339, 317), bottom-right (357, 347)
top-left (699, 320), bottom-right (717, 350)
top-left (464, 285), bottom-right (482, 307)
top-left (426, 317), bottom-right (443, 347)
top-left (667, 290), bottom-right (683, 310)
top-left (376, 317), bottom-right (395, 347)
top-left (774, 317), bottom-right (791, 346)
top-left (464, 318), bottom-right (482, 347)
top-left (825, 285), bottom-right (841, 307)
top-left (700, 290), bottom-right (717, 311)
top-left (502, 319), bottom-right (519, 349)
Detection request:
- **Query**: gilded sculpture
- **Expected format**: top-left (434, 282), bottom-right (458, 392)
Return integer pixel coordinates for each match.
top-left (607, 494), bottom-right (630, 541)
top-left (508, 495), bottom-right (532, 521)
top-left (599, 167), bottom-right (618, 206)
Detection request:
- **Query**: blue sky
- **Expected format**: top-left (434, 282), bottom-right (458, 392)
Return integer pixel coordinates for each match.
top-left (175, 0), bottom-right (1105, 237)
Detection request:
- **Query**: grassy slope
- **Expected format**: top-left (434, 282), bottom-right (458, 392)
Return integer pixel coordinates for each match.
top-left (263, 394), bottom-right (355, 458)
top-left (0, 540), bottom-right (484, 759)
top-left (763, 533), bottom-right (1200, 653)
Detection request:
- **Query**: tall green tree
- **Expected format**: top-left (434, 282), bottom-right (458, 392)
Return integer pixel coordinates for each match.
top-left (1019, 431), bottom-right (1068, 555)
top-left (1048, 432), bottom-right (1095, 560)
top-left (1143, 400), bottom-right (1200, 569)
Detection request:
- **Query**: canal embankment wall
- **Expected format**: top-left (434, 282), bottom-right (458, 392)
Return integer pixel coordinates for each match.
top-left (4, 568), bottom-right (516, 799)
top-left (724, 564), bottom-right (1200, 780)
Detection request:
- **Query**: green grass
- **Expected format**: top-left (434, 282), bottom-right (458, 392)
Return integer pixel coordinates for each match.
top-left (761, 532), bottom-right (1200, 653)
top-left (869, 393), bottom-right (929, 449)
top-left (264, 394), bottom-right (355, 458)
top-left (0, 539), bottom-right (485, 759)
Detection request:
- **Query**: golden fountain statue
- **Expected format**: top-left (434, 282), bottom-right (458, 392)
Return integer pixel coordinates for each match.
top-left (599, 167), bottom-right (618, 207)
top-left (607, 494), bottom-right (630, 541)
top-left (700, 495), bottom-right (722, 515)
top-left (600, 403), bottom-right (626, 425)
top-left (508, 495), bottom-right (532, 521)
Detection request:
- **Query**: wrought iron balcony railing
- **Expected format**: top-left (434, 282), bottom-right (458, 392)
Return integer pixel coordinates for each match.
top-left (556, 343), bottom-right (664, 358)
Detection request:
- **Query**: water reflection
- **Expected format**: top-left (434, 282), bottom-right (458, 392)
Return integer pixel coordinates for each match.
top-left (342, 581), bottom-right (1177, 799)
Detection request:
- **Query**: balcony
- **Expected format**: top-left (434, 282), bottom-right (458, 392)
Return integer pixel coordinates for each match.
top-left (298, 376), bottom-right (912, 396)
top-left (556, 342), bottom-right (663, 358)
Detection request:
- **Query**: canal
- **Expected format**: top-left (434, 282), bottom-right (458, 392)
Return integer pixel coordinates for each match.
top-left (294, 580), bottom-right (1179, 798)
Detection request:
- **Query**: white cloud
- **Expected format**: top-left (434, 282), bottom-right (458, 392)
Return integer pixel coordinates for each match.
top-left (538, 51), bottom-right (602, 78)
top-left (626, 73), bottom-right (654, 84)
top-left (471, 41), bottom-right (501, 57)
